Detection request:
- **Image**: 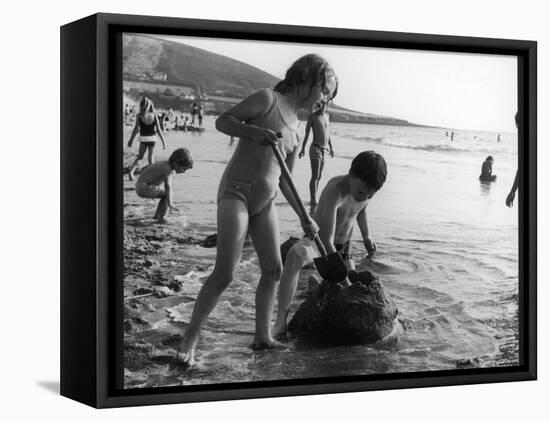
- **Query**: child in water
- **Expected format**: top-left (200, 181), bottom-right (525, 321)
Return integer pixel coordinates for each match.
top-left (273, 151), bottom-right (387, 338)
top-left (135, 148), bottom-right (193, 223)
top-left (127, 96), bottom-right (167, 180)
top-left (176, 54), bottom-right (338, 367)
top-left (479, 155), bottom-right (495, 181)
top-left (299, 102), bottom-right (334, 215)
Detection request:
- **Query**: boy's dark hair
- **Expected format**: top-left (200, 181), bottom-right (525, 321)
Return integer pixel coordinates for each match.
top-left (169, 148), bottom-right (193, 169)
top-left (349, 151), bottom-right (387, 191)
top-left (274, 54), bottom-right (338, 101)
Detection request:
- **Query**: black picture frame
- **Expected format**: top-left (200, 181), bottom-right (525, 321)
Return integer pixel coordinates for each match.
top-left (60, 12), bottom-right (537, 408)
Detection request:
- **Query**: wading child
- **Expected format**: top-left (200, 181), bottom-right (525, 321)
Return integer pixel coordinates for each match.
top-left (299, 102), bottom-right (334, 215)
top-left (176, 54), bottom-right (338, 367)
top-left (273, 151), bottom-right (387, 338)
top-left (127, 96), bottom-right (167, 180)
top-left (135, 148), bottom-right (193, 223)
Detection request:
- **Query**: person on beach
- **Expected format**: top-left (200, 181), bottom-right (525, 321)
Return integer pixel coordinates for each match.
top-left (479, 156), bottom-right (494, 180)
top-left (506, 113), bottom-right (519, 207)
top-left (176, 54), bottom-right (338, 367)
top-left (299, 102), bottom-right (334, 215)
top-left (135, 148), bottom-right (193, 223)
top-left (451, 131), bottom-right (455, 141)
top-left (191, 102), bottom-right (198, 125)
top-left (198, 104), bottom-right (204, 127)
top-left (273, 151), bottom-right (387, 338)
top-left (127, 96), bottom-right (167, 181)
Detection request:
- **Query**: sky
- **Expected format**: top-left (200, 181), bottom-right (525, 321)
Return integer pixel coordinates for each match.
top-left (159, 35), bottom-right (517, 133)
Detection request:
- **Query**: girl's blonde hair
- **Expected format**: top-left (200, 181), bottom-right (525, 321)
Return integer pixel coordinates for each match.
top-left (275, 54), bottom-right (338, 100)
top-left (139, 96), bottom-right (155, 114)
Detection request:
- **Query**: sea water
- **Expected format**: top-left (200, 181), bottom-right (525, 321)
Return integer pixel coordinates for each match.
top-left (124, 116), bottom-right (519, 385)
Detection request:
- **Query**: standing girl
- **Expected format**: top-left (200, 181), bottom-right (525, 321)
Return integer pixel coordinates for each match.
top-left (127, 96), bottom-right (167, 181)
top-left (177, 54), bottom-right (338, 367)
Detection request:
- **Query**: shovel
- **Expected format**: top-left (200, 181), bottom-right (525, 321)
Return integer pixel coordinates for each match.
top-left (270, 133), bottom-right (348, 284)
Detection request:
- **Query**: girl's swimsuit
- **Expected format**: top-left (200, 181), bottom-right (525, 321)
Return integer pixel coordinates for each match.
top-left (217, 89), bottom-right (299, 217)
top-left (138, 115), bottom-right (157, 144)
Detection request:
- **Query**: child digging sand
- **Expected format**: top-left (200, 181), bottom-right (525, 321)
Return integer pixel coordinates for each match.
top-left (176, 54), bottom-right (338, 367)
top-left (135, 148), bottom-right (193, 223)
top-left (273, 150), bottom-right (387, 338)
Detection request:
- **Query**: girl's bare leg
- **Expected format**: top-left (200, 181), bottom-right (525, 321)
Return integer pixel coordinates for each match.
top-left (248, 203), bottom-right (285, 348)
top-left (273, 242), bottom-right (315, 338)
top-left (147, 144), bottom-right (155, 165)
top-left (129, 143), bottom-right (147, 180)
top-left (176, 199), bottom-right (249, 366)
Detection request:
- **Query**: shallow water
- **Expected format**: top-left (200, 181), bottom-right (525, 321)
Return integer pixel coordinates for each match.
top-left (123, 117), bottom-right (519, 387)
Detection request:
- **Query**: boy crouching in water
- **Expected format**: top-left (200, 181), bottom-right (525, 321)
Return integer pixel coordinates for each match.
top-left (273, 150), bottom-right (387, 338)
top-left (135, 148), bottom-right (194, 223)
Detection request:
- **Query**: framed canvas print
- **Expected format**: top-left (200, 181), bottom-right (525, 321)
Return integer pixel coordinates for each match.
top-left (60, 13), bottom-right (537, 408)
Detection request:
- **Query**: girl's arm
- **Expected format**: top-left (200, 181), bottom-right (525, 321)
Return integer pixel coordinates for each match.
top-left (279, 143), bottom-right (318, 238)
top-left (215, 89), bottom-right (279, 144)
top-left (155, 115), bottom-right (167, 149)
top-left (127, 119), bottom-right (140, 147)
top-left (328, 137), bottom-right (334, 157)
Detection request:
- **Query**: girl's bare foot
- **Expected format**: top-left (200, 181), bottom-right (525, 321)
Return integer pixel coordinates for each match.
top-left (251, 337), bottom-right (287, 350)
top-left (175, 335), bottom-right (198, 367)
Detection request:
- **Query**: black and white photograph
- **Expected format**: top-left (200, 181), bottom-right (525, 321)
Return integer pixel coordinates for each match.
top-left (121, 32), bottom-right (520, 389)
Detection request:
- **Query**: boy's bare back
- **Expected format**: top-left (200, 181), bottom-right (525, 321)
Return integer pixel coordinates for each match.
top-left (137, 161), bottom-right (173, 186)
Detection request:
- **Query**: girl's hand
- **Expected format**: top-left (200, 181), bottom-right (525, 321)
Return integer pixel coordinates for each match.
top-left (258, 128), bottom-right (280, 146)
top-left (301, 218), bottom-right (319, 240)
top-left (364, 238), bottom-right (377, 258)
top-left (299, 150), bottom-right (305, 159)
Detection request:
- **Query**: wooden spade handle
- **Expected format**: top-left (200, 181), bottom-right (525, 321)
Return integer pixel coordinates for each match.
top-left (270, 133), bottom-right (328, 258)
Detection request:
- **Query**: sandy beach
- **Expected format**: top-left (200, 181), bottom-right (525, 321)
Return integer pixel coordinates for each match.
top-left (122, 117), bottom-right (519, 389)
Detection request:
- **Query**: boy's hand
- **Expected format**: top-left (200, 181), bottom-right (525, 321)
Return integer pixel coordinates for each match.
top-left (301, 218), bottom-right (319, 240)
top-left (364, 238), bottom-right (377, 258)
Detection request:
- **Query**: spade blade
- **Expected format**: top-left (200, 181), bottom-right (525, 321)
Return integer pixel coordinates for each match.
top-left (313, 252), bottom-right (348, 284)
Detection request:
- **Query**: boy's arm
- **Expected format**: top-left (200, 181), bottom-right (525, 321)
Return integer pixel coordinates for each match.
top-left (357, 206), bottom-right (376, 257)
top-left (155, 115), bottom-right (167, 149)
top-left (127, 120), bottom-right (139, 147)
top-left (164, 174), bottom-right (178, 211)
top-left (315, 187), bottom-right (340, 254)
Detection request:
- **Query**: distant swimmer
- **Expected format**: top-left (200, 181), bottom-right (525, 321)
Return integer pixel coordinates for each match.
top-left (451, 131), bottom-right (454, 141)
top-left (497, 134), bottom-right (501, 142)
top-left (479, 156), bottom-right (496, 182)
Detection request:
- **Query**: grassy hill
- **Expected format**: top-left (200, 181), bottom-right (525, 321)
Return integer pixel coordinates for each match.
top-left (123, 34), bottom-right (414, 126)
